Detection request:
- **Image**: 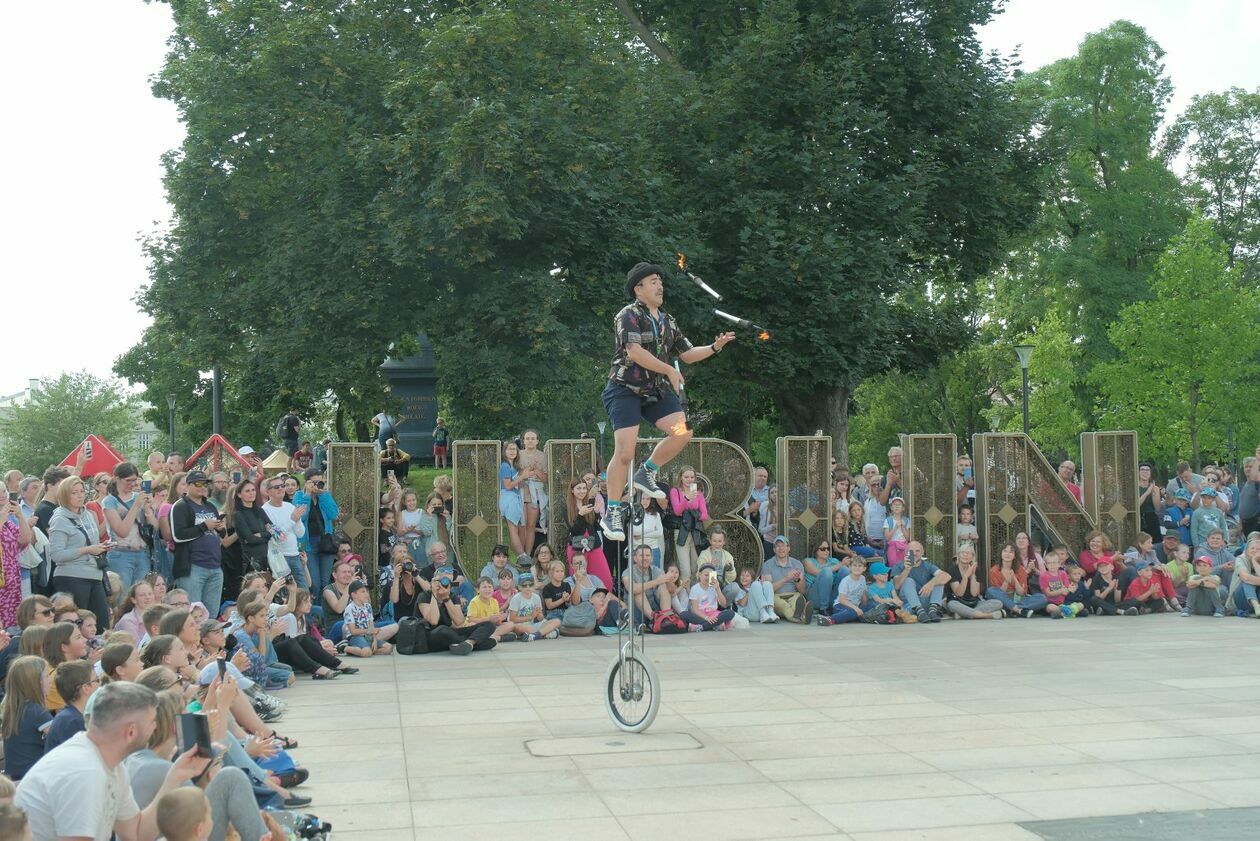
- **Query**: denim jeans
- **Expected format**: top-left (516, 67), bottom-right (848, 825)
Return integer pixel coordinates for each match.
top-left (310, 552), bottom-right (336, 592)
top-left (285, 555), bottom-right (309, 591)
top-left (899, 579), bottom-right (945, 611)
top-left (986, 586), bottom-right (1049, 614)
top-left (827, 603), bottom-right (883, 624)
top-left (154, 542), bottom-right (173, 583)
top-left (107, 549), bottom-right (150, 591)
top-left (1233, 582), bottom-right (1258, 613)
top-left (808, 567), bottom-right (847, 612)
top-left (176, 565), bottom-right (225, 619)
top-left (730, 581), bottom-right (775, 620)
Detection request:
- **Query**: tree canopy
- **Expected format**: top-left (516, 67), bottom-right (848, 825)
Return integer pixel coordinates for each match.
top-left (0, 373), bottom-right (139, 476)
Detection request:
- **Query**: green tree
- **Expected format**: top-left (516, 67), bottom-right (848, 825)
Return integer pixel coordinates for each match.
top-left (0, 373), bottom-right (140, 475)
top-left (997, 21), bottom-right (1186, 368)
top-left (1090, 216), bottom-right (1260, 468)
top-left (1165, 87), bottom-right (1260, 279)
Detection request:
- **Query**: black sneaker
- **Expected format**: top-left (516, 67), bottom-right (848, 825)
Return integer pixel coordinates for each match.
top-left (914, 607), bottom-right (927, 623)
top-left (599, 504), bottom-right (626, 541)
top-left (283, 793), bottom-right (312, 808)
top-left (926, 604), bottom-right (943, 623)
top-left (449, 641), bottom-right (474, 656)
top-left (1021, 608), bottom-right (1036, 619)
top-left (633, 465), bottom-right (667, 500)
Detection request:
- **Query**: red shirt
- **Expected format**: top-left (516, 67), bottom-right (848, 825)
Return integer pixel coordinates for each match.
top-left (988, 565), bottom-right (1028, 596)
top-left (1039, 570), bottom-right (1071, 604)
top-left (1078, 550), bottom-right (1114, 576)
top-left (1125, 575), bottom-right (1161, 601)
top-left (493, 589), bottom-right (513, 609)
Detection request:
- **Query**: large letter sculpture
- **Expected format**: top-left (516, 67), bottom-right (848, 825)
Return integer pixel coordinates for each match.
top-left (326, 442), bottom-right (381, 578)
top-left (544, 439), bottom-right (598, 554)
top-left (899, 434), bottom-right (960, 562)
top-left (451, 440), bottom-right (503, 570)
top-left (775, 436), bottom-right (832, 560)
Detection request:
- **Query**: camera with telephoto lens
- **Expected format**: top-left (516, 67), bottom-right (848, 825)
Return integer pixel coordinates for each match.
top-left (402, 561), bottom-right (415, 573)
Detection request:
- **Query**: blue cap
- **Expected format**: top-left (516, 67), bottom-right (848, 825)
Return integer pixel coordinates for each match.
top-left (1200, 487), bottom-right (1217, 498)
top-left (1134, 560), bottom-right (1151, 570)
top-left (1174, 489), bottom-right (1192, 501)
top-left (869, 561), bottom-right (889, 576)
top-left (773, 535), bottom-right (790, 545)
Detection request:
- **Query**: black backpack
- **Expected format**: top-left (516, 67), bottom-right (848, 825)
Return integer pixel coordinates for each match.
top-left (394, 617), bottom-right (429, 655)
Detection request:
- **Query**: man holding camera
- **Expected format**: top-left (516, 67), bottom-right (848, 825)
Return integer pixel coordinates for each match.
top-left (417, 571), bottom-right (497, 655)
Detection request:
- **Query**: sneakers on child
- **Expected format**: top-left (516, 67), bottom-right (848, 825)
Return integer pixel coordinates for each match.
top-left (816, 615), bottom-right (834, 626)
top-left (926, 604), bottom-right (943, 623)
top-left (760, 610), bottom-right (776, 624)
top-left (498, 632), bottom-right (518, 643)
top-left (599, 504), bottom-right (626, 541)
top-left (633, 465), bottom-right (667, 500)
top-left (448, 641), bottom-right (474, 655)
top-left (1180, 608), bottom-right (1191, 617)
top-left (522, 632), bottom-right (539, 641)
top-left (1213, 609), bottom-right (1225, 618)
top-left (1124, 606), bottom-right (1140, 616)
top-left (1021, 608), bottom-right (1036, 619)
top-left (545, 629), bottom-right (560, 639)
top-left (990, 609), bottom-right (1004, 620)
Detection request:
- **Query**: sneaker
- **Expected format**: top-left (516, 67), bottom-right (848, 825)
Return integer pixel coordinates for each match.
top-left (545, 629), bottom-right (559, 639)
top-left (1062, 604), bottom-right (1077, 618)
top-left (522, 632), bottom-right (539, 641)
top-left (991, 609), bottom-right (1004, 620)
top-left (816, 615), bottom-right (834, 626)
top-left (448, 641), bottom-right (474, 656)
top-left (1124, 607), bottom-right (1139, 616)
top-left (335, 640), bottom-right (348, 654)
top-left (599, 504), bottom-right (626, 541)
top-left (914, 607), bottom-right (927, 623)
top-left (632, 465), bottom-right (667, 500)
top-left (1213, 609), bottom-right (1225, 618)
top-left (1021, 609), bottom-right (1036, 619)
top-left (255, 691), bottom-right (286, 711)
top-left (283, 794), bottom-right (313, 809)
top-left (760, 612), bottom-right (776, 624)
top-left (498, 632), bottom-right (518, 643)
top-left (1180, 608), bottom-right (1191, 617)
top-left (926, 604), bottom-right (943, 623)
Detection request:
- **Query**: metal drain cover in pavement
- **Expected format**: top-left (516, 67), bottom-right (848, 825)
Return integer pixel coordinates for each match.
top-left (1021, 807), bottom-right (1260, 840)
top-left (525, 732), bottom-right (700, 757)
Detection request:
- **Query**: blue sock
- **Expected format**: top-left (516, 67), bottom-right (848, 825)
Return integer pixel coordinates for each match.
top-left (644, 459), bottom-right (659, 473)
top-left (608, 500), bottom-right (622, 508)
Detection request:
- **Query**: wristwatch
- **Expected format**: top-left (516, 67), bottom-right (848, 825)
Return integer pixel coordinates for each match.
top-left (711, 343), bottom-right (722, 354)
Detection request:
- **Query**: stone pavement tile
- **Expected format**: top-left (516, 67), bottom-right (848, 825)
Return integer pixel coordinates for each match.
top-left (995, 783), bottom-right (1223, 820)
top-left (571, 743), bottom-right (740, 770)
top-left (618, 805), bottom-right (841, 841)
top-left (405, 754), bottom-right (577, 780)
top-left (910, 744), bottom-right (1094, 772)
top-left (401, 706), bottom-right (541, 727)
top-left (1174, 714), bottom-right (1260, 736)
top-left (306, 802), bottom-right (416, 832)
top-left (1038, 722), bottom-right (1187, 744)
top-left (412, 768), bottom-right (592, 800)
top-left (582, 759), bottom-right (769, 791)
top-left (849, 824), bottom-right (1043, 841)
top-left (728, 737), bottom-right (896, 762)
top-left (1173, 778), bottom-right (1260, 808)
top-left (402, 734), bottom-right (543, 759)
top-left (398, 719), bottom-right (553, 739)
top-left (1112, 753), bottom-right (1260, 783)
top-left (299, 757), bottom-right (401, 782)
top-left (271, 726), bottom-right (401, 747)
top-left (600, 781), bottom-right (801, 816)
top-left (878, 729), bottom-right (1048, 752)
top-left (525, 731), bottom-right (700, 757)
top-left (399, 817), bottom-right (631, 841)
top-left (816, 702), bottom-right (966, 722)
top-left (546, 714), bottom-right (694, 736)
top-left (1060, 735), bottom-right (1247, 762)
top-left (813, 794), bottom-right (1034, 833)
top-left (284, 742), bottom-right (404, 764)
top-left (1061, 689), bottom-right (1223, 707)
top-left (1159, 674), bottom-right (1260, 689)
top-left (410, 793), bottom-right (610, 828)
top-left (950, 763), bottom-right (1153, 794)
top-left (752, 754), bottom-right (940, 782)
top-left (297, 779), bottom-right (410, 807)
top-left (683, 707), bottom-right (832, 728)
top-left (1229, 731), bottom-right (1260, 749)
top-left (326, 830), bottom-right (414, 841)
top-left (780, 772), bottom-right (982, 805)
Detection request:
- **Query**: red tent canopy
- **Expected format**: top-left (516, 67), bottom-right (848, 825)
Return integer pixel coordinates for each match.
top-left (185, 434), bottom-right (250, 478)
top-left (60, 435), bottom-right (126, 478)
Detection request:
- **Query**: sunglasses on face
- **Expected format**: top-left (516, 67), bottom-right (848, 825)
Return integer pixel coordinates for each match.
top-left (191, 481), bottom-right (208, 488)
top-left (269, 485), bottom-right (284, 491)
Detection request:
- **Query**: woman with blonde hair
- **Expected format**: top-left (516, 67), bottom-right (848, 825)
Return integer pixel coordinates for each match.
top-left (46, 476), bottom-right (111, 630)
top-left (945, 542), bottom-right (1005, 620)
top-left (1, 655), bottom-right (51, 779)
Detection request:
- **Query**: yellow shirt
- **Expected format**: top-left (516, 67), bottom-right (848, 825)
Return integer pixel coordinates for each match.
top-left (45, 666), bottom-right (65, 713)
top-left (465, 594), bottom-right (500, 626)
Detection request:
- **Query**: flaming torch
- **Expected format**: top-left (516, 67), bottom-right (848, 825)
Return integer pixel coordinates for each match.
top-left (676, 252), bottom-right (722, 301)
top-left (714, 309), bottom-right (772, 342)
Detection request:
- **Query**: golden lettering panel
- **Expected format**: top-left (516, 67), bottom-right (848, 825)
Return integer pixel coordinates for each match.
top-left (451, 441), bottom-right (503, 571)
top-left (775, 436), bottom-right (831, 560)
top-left (544, 439), bottom-right (598, 555)
top-left (326, 443), bottom-right (381, 578)
top-left (901, 434), bottom-right (958, 562)
top-left (1082, 431), bottom-right (1140, 550)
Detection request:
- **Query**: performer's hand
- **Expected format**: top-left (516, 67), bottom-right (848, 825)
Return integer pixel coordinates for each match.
top-left (713, 332), bottom-right (736, 350)
top-left (668, 367), bottom-right (685, 393)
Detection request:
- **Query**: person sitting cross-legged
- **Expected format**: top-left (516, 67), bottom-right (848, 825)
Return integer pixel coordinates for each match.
top-left (891, 540), bottom-right (950, 623)
top-left (417, 570), bottom-right (498, 655)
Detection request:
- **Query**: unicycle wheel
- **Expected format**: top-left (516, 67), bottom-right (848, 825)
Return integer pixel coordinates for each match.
top-left (604, 651), bottom-right (661, 733)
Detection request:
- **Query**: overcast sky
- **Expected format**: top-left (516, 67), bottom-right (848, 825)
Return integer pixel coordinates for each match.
top-left (3, 1), bottom-right (1257, 397)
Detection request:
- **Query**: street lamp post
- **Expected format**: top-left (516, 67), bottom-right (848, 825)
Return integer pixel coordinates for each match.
top-left (1014, 344), bottom-right (1034, 437)
top-left (167, 395), bottom-right (176, 452)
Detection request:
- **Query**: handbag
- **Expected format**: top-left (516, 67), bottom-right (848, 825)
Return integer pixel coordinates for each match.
top-left (266, 537), bottom-right (291, 579)
top-left (650, 609), bottom-right (687, 634)
top-left (569, 534), bottom-right (595, 552)
top-left (394, 617), bottom-right (429, 655)
top-left (561, 601), bottom-right (596, 630)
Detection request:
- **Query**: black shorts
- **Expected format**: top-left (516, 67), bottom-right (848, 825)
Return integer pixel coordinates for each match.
top-left (601, 381), bottom-right (684, 431)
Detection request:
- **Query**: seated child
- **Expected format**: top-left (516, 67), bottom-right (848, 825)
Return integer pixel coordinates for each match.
top-left (867, 561), bottom-right (914, 623)
top-left (697, 527), bottom-right (739, 602)
top-left (45, 660), bottom-right (94, 753)
top-left (1063, 563), bottom-right (1091, 615)
top-left (465, 576), bottom-right (519, 642)
top-left (1182, 557), bottom-right (1225, 617)
top-left (342, 581), bottom-right (396, 656)
top-left (508, 574), bottom-right (561, 641)
top-left (155, 787), bottom-right (213, 841)
top-left (1123, 561), bottom-right (1166, 613)
top-left (818, 557), bottom-right (885, 625)
top-left (540, 561), bottom-right (573, 622)
top-left (731, 566), bottom-right (777, 624)
top-left (1088, 558), bottom-right (1138, 615)
top-left (1037, 547), bottom-right (1072, 618)
top-left (494, 568), bottom-right (517, 609)
top-left (680, 564), bottom-right (736, 631)
top-left (591, 587), bottom-right (626, 633)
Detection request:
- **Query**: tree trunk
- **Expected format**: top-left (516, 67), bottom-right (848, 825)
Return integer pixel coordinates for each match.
top-left (334, 402), bottom-right (347, 442)
top-left (775, 386), bottom-right (850, 469)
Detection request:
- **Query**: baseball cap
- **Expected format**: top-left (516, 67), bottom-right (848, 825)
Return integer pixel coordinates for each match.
top-left (1174, 489), bottom-right (1192, 501)
top-left (774, 535), bottom-right (790, 545)
top-left (238, 446), bottom-right (256, 457)
top-left (199, 619), bottom-right (225, 637)
top-left (869, 561), bottom-right (889, 576)
top-left (1194, 555), bottom-right (1213, 566)
top-left (1200, 487), bottom-right (1218, 497)
top-left (186, 470), bottom-right (209, 484)
top-left (348, 580), bottom-right (367, 594)
top-left (592, 587), bottom-right (609, 597)
top-left (1134, 560), bottom-right (1151, 570)
top-left (519, 574), bottom-right (535, 586)
top-left (1096, 557), bottom-right (1113, 567)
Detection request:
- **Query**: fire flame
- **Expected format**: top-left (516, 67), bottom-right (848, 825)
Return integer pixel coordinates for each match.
top-left (670, 419), bottom-right (690, 437)
top-left (676, 252), bottom-right (687, 271)
top-left (758, 330), bottom-right (772, 342)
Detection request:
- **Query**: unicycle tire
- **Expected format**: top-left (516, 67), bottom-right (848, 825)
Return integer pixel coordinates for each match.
top-left (604, 650), bottom-right (661, 733)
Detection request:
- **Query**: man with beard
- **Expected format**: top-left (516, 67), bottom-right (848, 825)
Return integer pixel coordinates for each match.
top-left (16, 682), bottom-right (209, 841)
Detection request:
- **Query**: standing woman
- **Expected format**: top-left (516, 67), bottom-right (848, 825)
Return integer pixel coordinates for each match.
top-left (0, 497), bottom-right (33, 627)
top-left (46, 476), bottom-right (111, 630)
top-left (498, 440), bottom-right (529, 560)
top-left (156, 471), bottom-right (188, 583)
top-left (565, 480), bottom-right (613, 588)
top-left (518, 430), bottom-right (549, 557)
top-left (101, 462), bottom-right (153, 591)
top-left (639, 494), bottom-right (666, 567)
top-left (669, 466), bottom-right (710, 583)
top-left (223, 479), bottom-right (270, 602)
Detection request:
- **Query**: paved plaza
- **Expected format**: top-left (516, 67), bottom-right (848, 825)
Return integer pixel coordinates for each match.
top-left (279, 615), bottom-right (1260, 840)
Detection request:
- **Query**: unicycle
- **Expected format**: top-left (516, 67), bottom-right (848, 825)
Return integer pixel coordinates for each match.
top-left (604, 463), bottom-right (661, 732)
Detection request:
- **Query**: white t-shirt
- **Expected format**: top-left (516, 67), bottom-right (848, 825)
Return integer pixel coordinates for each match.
top-left (263, 501), bottom-right (305, 555)
top-left (688, 583), bottom-right (719, 614)
top-left (15, 731), bottom-right (140, 841)
top-left (508, 591), bottom-right (542, 620)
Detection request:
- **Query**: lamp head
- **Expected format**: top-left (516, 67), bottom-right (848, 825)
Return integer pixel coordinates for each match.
top-left (1014, 344), bottom-right (1035, 370)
